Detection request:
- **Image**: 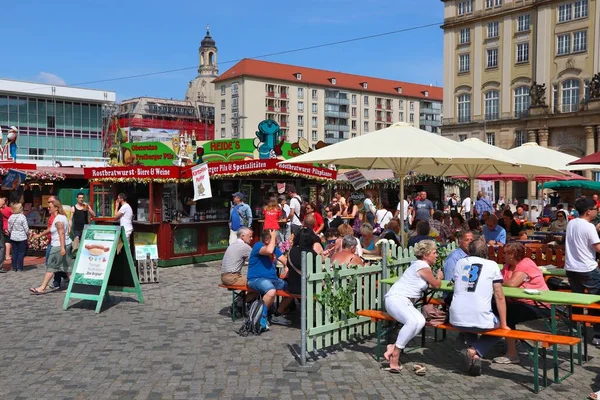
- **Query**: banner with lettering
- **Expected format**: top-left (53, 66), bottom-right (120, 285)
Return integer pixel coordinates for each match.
top-left (1, 169), bottom-right (26, 190)
top-left (192, 163), bottom-right (212, 201)
top-left (344, 169), bottom-right (369, 190)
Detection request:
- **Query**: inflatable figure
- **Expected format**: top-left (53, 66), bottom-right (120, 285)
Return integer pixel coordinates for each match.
top-left (255, 120), bottom-right (283, 159)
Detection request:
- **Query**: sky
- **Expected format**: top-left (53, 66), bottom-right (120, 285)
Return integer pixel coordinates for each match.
top-left (3, 0), bottom-right (444, 102)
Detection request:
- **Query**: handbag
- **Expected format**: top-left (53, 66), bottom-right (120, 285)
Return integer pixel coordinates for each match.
top-left (422, 303), bottom-right (447, 327)
top-left (372, 211), bottom-right (390, 235)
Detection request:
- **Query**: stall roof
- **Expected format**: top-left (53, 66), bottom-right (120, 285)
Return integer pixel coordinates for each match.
top-left (543, 180), bottom-right (600, 191)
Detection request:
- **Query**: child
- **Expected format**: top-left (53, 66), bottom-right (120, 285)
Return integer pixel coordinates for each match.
top-left (262, 197), bottom-right (282, 234)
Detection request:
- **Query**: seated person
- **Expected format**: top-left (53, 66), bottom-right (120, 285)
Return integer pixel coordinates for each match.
top-left (407, 220), bottom-right (432, 248)
top-left (323, 204), bottom-right (343, 231)
top-left (516, 230), bottom-right (528, 240)
top-left (378, 218), bottom-right (402, 247)
top-left (467, 217), bottom-right (482, 234)
top-left (330, 235), bottom-right (365, 267)
top-left (442, 230), bottom-right (474, 280)
top-left (480, 210), bottom-right (491, 224)
top-left (498, 209), bottom-right (521, 238)
top-left (430, 210), bottom-right (453, 243)
top-left (221, 227), bottom-right (253, 286)
top-left (530, 205), bottom-right (540, 221)
top-left (360, 223), bottom-right (381, 256)
top-left (494, 242), bottom-right (550, 364)
top-left (247, 230), bottom-right (290, 326)
top-left (321, 228), bottom-right (340, 257)
top-left (482, 214), bottom-right (506, 245)
top-left (550, 210), bottom-right (568, 232)
top-left (450, 238), bottom-right (509, 376)
top-left (514, 205), bottom-right (526, 221)
top-left (326, 224), bottom-right (363, 258)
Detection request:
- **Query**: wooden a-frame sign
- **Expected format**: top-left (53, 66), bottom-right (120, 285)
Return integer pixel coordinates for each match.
top-left (63, 225), bottom-right (144, 313)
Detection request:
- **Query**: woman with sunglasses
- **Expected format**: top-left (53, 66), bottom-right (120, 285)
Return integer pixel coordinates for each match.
top-left (550, 210), bottom-right (568, 232)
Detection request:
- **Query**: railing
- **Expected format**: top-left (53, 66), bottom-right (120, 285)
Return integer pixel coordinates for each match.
top-left (562, 104), bottom-right (578, 113)
top-left (515, 110), bottom-right (529, 118)
top-left (266, 91), bottom-right (275, 97)
top-left (267, 106), bottom-right (275, 111)
top-left (323, 137), bottom-right (346, 144)
top-left (485, 112), bottom-right (499, 121)
top-left (324, 110), bottom-right (349, 119)
top-left (376, 104), bottom-right (383, 109)
top-left (280, 107), bottom-right (288, 113)
top-left (324, 97), bottom-right (350, 105)
top-left (458, 116), bottom-right (471, 123)
top-left (280, 121), bottom-right (288, 127)
top-left (280, 93), bottom-right (288, 99)
top-left (324, 124), bottom-right (349, 132)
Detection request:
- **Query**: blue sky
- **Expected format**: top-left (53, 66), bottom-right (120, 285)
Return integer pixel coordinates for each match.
top-left (4, 0), bottom-right (444, 101)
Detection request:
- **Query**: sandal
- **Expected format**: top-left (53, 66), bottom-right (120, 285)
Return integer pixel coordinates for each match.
top-left (493, 356), bottom-right (520, 365)
top-left (413, 364), bottom-right (426, 376)
top-left (589, 391), bottom-right (600, 400)
top-left (382, 365), bottom-right (403, 374)
top-left (29, 288), bottom-right (47, 295)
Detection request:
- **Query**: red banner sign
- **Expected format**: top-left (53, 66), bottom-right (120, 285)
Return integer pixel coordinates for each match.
top-left (207, 159), bottom-right (336, 180)
top-left (84, 166), bottom-right (182, 180)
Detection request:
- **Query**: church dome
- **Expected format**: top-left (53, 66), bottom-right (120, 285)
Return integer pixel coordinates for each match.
top-left (201, 27), bottom-right (216, 48)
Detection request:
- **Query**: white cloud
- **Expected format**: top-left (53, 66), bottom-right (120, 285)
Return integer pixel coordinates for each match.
top-left (36, 72), bottom-right (66, 86)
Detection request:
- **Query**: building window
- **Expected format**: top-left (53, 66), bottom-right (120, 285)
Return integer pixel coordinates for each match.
top-left (562, 79), bottom-right (580, 112)
top-left (459, 53), bottom-right (470, 73)
top-left (457, 0), bottom-right (472, 15)
top-left (220, 114), bottom-right (225, 124)
top-left (409, 113), bottom-right (414, 122)
top-left (231, 97), bottom-right (238, 108)
top-left (574, 0), bottom-right (588, 19)
top-left (585, 79), bottom-right (591, 102)
top-left (458, 134), bottom-right (467, 142)
top-left (573, 30), bottom-right (587, 52)
top-left (486, 0), bottom-right (501, 8)
top-left (514, 86), bottom-right (530, 117)
top-left (352, 107), bottom-right (357, 117)
top-left (351, 94), bottom-right (357, 105)
top-left (516, 42), bottom-right (529, 63)
top-left (517, 14), bottom-right (530, 32)
top-left (457, 94), bottom-right (471, 123)
top-left (487, 48), bottom-right (498, 68)
top-left (485, 90), bottom-right (500, 120)
top-left (220, 128), bottom-right (225, 138)
top-left (312, 130), bottom-right (317, 141)
top-left (352, 133), bottom-right (357, 138)
top-left (410, 102), bottom-right (414, 111)
top-left (363, 96), bottom-right (369, 106)
top-left (298, 88), bottom-right (304, 99)
top-left (515, 130), bottom-right (526, 147)
top-left (487, 21), bottom-right (499, 39)
top-left (298, 115), bottom-right (304, 126)
top-left (459, 28), bottom-right (471, 44)
top-left (557, 34), bottom-right (571, 55)
top-left (399, 112), bottom-right (404, 121)
top-left (363, 122), bottom-right (369, 132)
top-left (231, 82), bottom-right (239, 96)
top-left (312, 103), bottom-right (318, 113)
top-left (352, 120), bottom-right (357, 130)
top-left (220, 86), bottom-right (225, 95)
top-left (364, 109), bottom-right (369, 118)
top-left (220, 99), bottom-right (225, 109)
top-left (486, 132), bottom-right (496, 146)
top-left (298, 101), bottom-right (304, 112)
top-left (298, 129), bottom-right (304, 138)
top-left (399, 99), bottom-right (404, 108)
top-left (558, 3), bottom-right (572, 22)
top-left (312, 116), bottom-right (318, 128)
top-left (311, 89), bottom-right (318, 100)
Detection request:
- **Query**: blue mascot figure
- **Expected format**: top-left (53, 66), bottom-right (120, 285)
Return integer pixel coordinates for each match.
top-left (7, 126), bottom-right (18, 161)
top-left (255, 119), bottom-right (284, 159)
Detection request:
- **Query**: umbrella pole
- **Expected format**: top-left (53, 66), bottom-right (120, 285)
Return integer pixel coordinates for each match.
top-left (399, 173), bottom-right (406, 248)
top-left (470, 178), bottom-right (476, 209)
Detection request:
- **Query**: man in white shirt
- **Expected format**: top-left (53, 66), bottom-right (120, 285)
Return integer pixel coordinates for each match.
top-left (394, 195), bottom-right (410, 230)
top-left (450, 237), bottom-right (508, 376)
top-left (461, 196), bottom-right (472, 220)
top-left (114, 193), bottom-right (134, 240)
top-left (287, 184), bottom-right (303, 236)
top-left (565, 197), bottom-right (600, 345)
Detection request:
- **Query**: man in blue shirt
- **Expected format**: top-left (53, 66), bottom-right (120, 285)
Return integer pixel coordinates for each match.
top-left (474, 191), bottom-right (494, 221)
top-left (443, 230), bottom-right (474, 280)
top-left (482, 215), bottom-right (506, 245)
top-left (229, 191), bottom-right (253, 245)
top-left (247, 230), bottom-right (290, 326)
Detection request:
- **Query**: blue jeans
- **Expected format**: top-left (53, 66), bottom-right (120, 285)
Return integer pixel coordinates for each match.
top-left (10, 240), bottom-right (27, 271)
top-left (567, 269), bottom-right (600, 337)
top-left (366, 212), bottom-right (375, 227)
top-left (248, 277), bottom-right (288, 295)
top-left (458, 319), bottom-right (501, 357)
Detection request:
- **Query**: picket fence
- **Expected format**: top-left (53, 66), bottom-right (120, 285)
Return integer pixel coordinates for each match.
top-left (303, 241), bottom-right (457, 353)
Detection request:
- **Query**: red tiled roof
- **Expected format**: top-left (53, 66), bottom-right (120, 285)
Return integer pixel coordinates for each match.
top-left (213, 59), bottom-right (442, 101)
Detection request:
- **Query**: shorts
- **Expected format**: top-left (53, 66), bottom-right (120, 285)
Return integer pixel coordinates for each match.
top-left (247, 277), bottom-right (288, 295)
top-left (221, 272), bottom-right (247, 286)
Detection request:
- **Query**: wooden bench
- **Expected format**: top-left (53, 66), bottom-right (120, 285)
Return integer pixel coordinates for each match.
top-left (357, 309), bottom-right (580, 393)
top-left (569, 313), bottom-right (600, 362)
top-left (218, 284), bottom-right (301, 321)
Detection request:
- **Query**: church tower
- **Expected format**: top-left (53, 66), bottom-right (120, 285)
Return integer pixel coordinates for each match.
top-left (198, 25), bottom-right (218, 77)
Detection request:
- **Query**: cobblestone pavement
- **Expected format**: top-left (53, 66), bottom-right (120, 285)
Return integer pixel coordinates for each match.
top-left (1, 262), bottom-right (598, 399)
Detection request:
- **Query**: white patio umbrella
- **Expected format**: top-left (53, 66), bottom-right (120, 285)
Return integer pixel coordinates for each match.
top-left (417, 138), bottom-right (566, 201)
top-left (279, 123), bottom-right (522, 245)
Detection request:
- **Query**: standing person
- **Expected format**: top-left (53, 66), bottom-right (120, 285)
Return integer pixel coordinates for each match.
top-left (565, 197), bottom-right (600, 346)
top-left (0, 197), bottom-right (13, 265)
top-left (262, 197), bottom-right (282, 233)
top-left (394, 195), bottom-right (410, 230)
top-left (278, 195), bottom-right (291, 242)
top-left (375, 200), bottom-right (393, 233)
top-left (462, 195), bottom-right (472, 220)
top-left (412, 191), bottom-right (434, 222)
top-left (474, 191), bottom-right (494, 221)
top-left (228, 191), bottom-right (252, 245)
top-left (31, 196), bottom-right (65, 287)
top-left (304, 202), bottom-right (325, 235)
top-left (114, 193), bottom-right (134, 241)
top-left (29, 201), bottom-right (73, 294)
top-left (287, 185), bottom-right (303, 237)
top-left (69, 192), bottom-right (96, 240)
top-left (383, 240), bottom-right (443, 373)
top-left (7, 203), bottom-right (29, 272)
top-left (334, 191), bottom-right (347, 216)
top-left (363, 193), bottom-right (376, 227)
top-left (448, 193), bottom-right (459, 213)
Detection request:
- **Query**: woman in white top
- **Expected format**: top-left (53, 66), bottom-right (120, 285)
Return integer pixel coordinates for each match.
top-left (30, 201), bottom-right (73, 294)
top-left (8, 203), bottom-right (29, 272)
top-left (375, 200), bottom-right (393, 233)
top-left (383, 240), bottom-right (443, 373)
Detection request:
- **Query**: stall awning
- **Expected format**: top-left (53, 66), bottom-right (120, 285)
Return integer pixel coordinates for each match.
top-left (543, 180), bottom-right (600, 191)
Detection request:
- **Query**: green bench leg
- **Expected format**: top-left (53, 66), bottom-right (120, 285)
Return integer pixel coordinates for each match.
top-left (541, 347), bottom-right (548, 389)
top-left (376, 320), bottom-right (382, 362)
top-left (533, 344), bottom-right (539, 393)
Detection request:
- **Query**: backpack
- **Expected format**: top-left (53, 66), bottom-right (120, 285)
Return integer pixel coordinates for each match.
top-left (291, 196), bottom-right (306, 223)
top-left (237, 297), bottom-right (267, 336)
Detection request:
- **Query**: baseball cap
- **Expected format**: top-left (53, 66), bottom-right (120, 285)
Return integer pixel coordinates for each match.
top-left (232, 192), bottom-right (245, 199)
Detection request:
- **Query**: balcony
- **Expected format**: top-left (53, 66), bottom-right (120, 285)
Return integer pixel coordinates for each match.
top-left (324, 110), bottom-right (350, 118)
top-left (386, 105), bottom-right (392, 110)
top-left (280, 121), bottom-right (288, 127)
top-left (324, 137), bottom-right (347, 144)
top-left (280, 107), bottom-right (289, 113)
top-left (324, 124), bottom-right (349, 132)
top-left (420, 107), bottom-right (439, 114)
top-left (376, 117), bottom-right (383, 121)
top-left (266, 91), bottom-right (276, 98)
top-left (325, 97), bottom-right (350, 105)
top-left (386, 117), bottom-right (392, 122)
top-left (280, 93), bottom-right (288, 99)
top-left (376, 104), bottom-right (383, 109)
top-left (419, 118), bottom-right (441, 126)
top-left (458, 116), bottom-right (471, 123)
top-left (267, 106), bottom-right (275, 111)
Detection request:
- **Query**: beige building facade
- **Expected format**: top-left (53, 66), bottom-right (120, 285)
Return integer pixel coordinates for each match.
top-left (212, 59), bottom-right (442, 147)
top-left (441, 0), bottom-right (600, 190)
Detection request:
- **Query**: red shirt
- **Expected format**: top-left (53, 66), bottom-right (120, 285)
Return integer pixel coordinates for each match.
top-left (312, 212), bottom-right (324, 233)
top-left (501, 257), bottom-right (549, 305)
top-left (1, 207), bottom-right (12, 232)
top-left (263, 207), bottom-right (282, 231)
top-left (47, 214), bottom-right (56, 242)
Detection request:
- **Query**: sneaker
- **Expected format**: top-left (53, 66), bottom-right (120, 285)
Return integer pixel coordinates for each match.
top-left (269, 315), bottom-right (292, 326)
top-left (592, 337), bottom-right (600, 346)
top-left (48, 282), bottom-right (60, 290)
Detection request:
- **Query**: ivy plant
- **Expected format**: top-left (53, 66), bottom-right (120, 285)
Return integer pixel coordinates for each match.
top-left (315, 265), bottom-right (359, 322)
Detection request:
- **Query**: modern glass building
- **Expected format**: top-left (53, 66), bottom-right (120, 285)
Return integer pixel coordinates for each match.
top-left (0, 79), bottom-right (116, 166)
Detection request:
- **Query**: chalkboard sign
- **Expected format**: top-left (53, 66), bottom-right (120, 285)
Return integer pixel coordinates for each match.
top-left (63, 225), bottom-right (144, 313)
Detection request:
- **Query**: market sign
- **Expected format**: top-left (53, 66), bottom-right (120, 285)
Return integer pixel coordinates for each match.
top-left (207, 159), bottom-right (336, 181)
top-left (121, 142), bottom-right (176, 166)
top-left (1, 169), bottom-right (26, 190)
top-left (84, 166), bottom-right (182, 180)
top-left (344, 169), bottom-right (369, 190)
top-left (192, 162), bottom-right (212, 201)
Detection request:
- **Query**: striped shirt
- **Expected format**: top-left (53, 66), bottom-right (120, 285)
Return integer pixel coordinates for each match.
top-left (8, 213), bottom-right (29, 241)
